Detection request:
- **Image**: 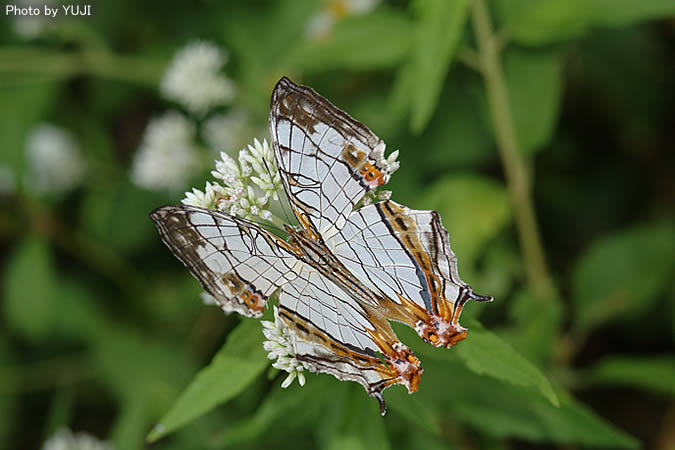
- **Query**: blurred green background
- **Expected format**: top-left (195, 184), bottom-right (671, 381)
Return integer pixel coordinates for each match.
top-left (1, 0), bottom-right (674, 449)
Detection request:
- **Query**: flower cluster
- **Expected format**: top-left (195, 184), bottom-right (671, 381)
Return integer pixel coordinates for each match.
top-left (306, 0), bottom-right (381, 39)
top-left (42, 427), bottom-right (112, 450)
top-left (132, 41), bottom-right (247, 193)
top-left (182, 138), bottom-right (285, 225)
top-left (131, 111), bottom-right (200, 192)
top-left (25, 123), bottom-right (86, 195)
top-left (161, 41), bottom-right (236, 116)
top-left (374, 144), bottom-right (400, 175)
top-left (262, 306), bottom-right (311, 388)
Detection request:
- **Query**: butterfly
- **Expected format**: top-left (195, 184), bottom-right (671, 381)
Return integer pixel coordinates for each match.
top-left (150, 77), bottom-right (492, 414)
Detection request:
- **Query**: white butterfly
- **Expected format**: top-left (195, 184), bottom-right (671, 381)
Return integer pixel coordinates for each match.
top-left (151, 77), bottom-right (491, 414)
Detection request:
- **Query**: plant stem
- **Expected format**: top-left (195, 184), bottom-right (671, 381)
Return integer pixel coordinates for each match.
top-left (470, 0), bottom-right (555, 302)
top-left (0, 47), bottom-right (163, 85)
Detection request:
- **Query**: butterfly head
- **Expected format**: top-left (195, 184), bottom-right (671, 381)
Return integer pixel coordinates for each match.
top-left (358, 161), bottom-right (389, 188)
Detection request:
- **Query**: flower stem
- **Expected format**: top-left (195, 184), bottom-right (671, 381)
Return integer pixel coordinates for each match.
top-left (470, 0), bottom-right (556, 302)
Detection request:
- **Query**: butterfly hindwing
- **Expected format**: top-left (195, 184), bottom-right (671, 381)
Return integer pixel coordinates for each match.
top-left (278, 268), bottom-right (421, 413)
top-left (150, 205), bottom-right (299, 318)
top-left (333, 200), bottom-right (492, 347)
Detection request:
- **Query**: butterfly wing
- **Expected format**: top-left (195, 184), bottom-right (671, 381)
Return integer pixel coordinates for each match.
top-left (150, 205), bottom-right (300, 318)
top-left (270, 77), bottom-right (393, 240)
top-left (278, 268), bottom-right (422, 414)
top-left (332, 200), bottom-right (492, 347)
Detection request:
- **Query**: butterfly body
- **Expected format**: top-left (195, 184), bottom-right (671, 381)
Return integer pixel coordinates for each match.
top-left (151, 77), bottom-right (491, 413)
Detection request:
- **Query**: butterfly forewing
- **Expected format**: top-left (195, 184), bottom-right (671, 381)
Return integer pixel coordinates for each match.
top-left (270, 77), bottom-right (391, 240)
top-left (150, 206), bottom-right (299, 318)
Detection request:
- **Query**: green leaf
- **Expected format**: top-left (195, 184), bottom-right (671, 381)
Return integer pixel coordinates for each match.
top-left (111, 393), bottom-right (153, 450)
top-left (572, 223), bottom-right (675, 331)
top-left (93, 326), bottom-right (193, 409)
top-left (418, 358), bottom-right (638, 448)
top-left (399, 72), bottom-right (495, 170)
top-left (0, 79), bottom-right (60, 178)
top-left (587, 355), bottom-right (675, 396)
top-left (494, 0), bottom-right (675, 46)
top-left (320, 385), bottom-right (391, 450)
top-left (407, 0), bottom-right (471, 132)
top-left (400, 432), bottom-right (457, 450)
top-left (473, 238), bottom-right (521, 305)
top-left (454, 319), bottom-right (559, 406)
top-left (392, 319), bottom-right (557, 407)
top-left (287, 8), bottom-right (412, 72)
top-left (422, 174), bottom-right (511, 265)
top-left (586, 0), bottom-right (675, 28)
top-left (3, 237), bottom-right (58, 341)
top-left (222, 376), bottom-right (333, 448)
top-left (493, 0), bottom-right (590, 45)
top-left (386, 385), bottom-right (442, 436)
top-left (501, 288), bottom-right (563, 365)
top-left (503, 47), bottom-right (563, 154)
top-left (147, 319), bottom-right (269, 442)
top-left (53, 277), bottom-right (107, 341)
top-left (80, 178), bottom-right (162, 253)
top-left (44, 389), bottom-right (74, 439)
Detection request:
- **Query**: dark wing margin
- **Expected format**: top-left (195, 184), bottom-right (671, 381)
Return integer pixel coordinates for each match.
top-left (150, 205), bottom-right (299, 318)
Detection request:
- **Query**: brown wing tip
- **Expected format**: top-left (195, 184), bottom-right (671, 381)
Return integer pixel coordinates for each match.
top-left (271, 76), bottom-right (299, 105)
top-left (149, 205), bottom-right (172, 223)
top-left (276, 76), bottom-right (296, 89)
top-left (149, 205), bottom-right (184, 225)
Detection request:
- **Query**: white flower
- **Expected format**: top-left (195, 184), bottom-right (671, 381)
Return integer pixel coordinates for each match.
top-left (25, 124), bottom-right (86, 195)
top-left (207, 138), bottom-right (285, 224)
top-left (371, 142), bottom-right (399, 175)
top-left (385, 149), bottom-right (400, 174)
top-left (306, 11), bottom-right (336, 40)
top-left (182, 181), bottom-right (223, 210)
top-left (340, 0), bottom-right (381, 15)
top-left (42, 427), bottom-right (112, 450)
top-left (241, 139), bottom-right (283, 199)
top-left (132, 111), bottom-right (200, 192)
top-left (200, 291), bottom-right (217, 306)
top-left (262, 306), bottom-right (310, 388)
top-left (306, 0), bottom-right (381, 39)
top-left (202, 109), bottom-right (251, 154)
top-left (12, 0), bottom-right (53, 39)
top-left (377, 189), bottom-right (392, 200)
top-left (161, 41), bottom-right (236, 116)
